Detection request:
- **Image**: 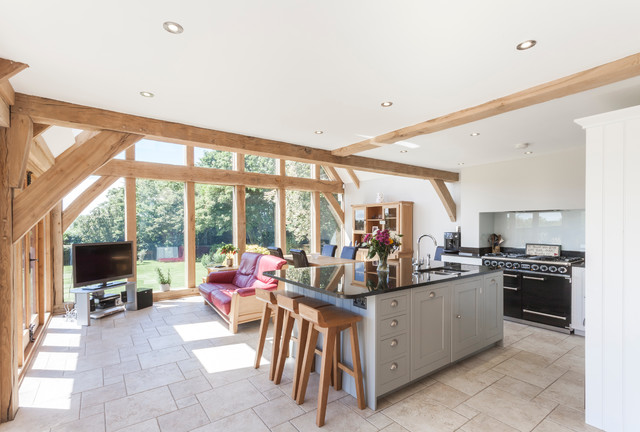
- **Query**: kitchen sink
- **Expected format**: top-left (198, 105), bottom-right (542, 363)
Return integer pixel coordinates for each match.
top-left (419, 267), bottom-right (469, 275)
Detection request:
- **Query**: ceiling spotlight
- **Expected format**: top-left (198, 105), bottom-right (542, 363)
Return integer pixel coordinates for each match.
top-left (524, 151), bottom-right (533, 155)
top-left (458, 162), bottom-right (465, 166)
top-left (314, 130), bottom-right (324, 135)
top-left (139, 91), bottom-right (154, 98)
top-left (163, 21), bottom-right (184, 34)
top-left (516, 40), bottom-right (537, 50)
top-left (470, 132), bottom-right (480, 137)
top-left (515, 142), bottom-right (530, 149)
top-left (399, 150), bottom-right (408, 153)
top-left (381, 101), bottom-right (393, 107)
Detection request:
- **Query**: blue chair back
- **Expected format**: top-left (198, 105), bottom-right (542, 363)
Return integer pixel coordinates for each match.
top-left (290, 249), bottom-right (310, 267)
top-left (340, 246), bottom-right (357, 260)
top-left (434, 246), bottom-right (444, 261)
top-left (321, 244), bottom-right (337, 257)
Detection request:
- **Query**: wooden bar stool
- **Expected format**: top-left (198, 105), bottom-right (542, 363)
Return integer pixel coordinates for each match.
top-left (274, 294), bottom-right (331, 397)
top-left (296, 304), bottom-right (366, 427)
top-left (254, 289), bottom-right (302, 381)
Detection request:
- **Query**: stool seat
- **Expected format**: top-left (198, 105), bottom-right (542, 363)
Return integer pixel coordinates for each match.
top-left (297, 304), bottom-right (366, 427)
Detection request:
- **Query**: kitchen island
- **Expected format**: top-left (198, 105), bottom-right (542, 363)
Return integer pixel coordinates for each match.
top-left (267, 259), bottom-right (503, 409)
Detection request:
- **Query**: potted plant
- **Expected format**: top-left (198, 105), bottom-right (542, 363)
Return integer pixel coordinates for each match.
top-left (362, 229), bottom-right (402, 272)
top-left (156, 267), bottom-right (172, 292)
top-left (218, 243), bottom-right (238, 267)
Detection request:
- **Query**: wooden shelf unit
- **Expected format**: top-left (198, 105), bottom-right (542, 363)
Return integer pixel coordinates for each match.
top-left (351, 201), bottom-right (413, 260)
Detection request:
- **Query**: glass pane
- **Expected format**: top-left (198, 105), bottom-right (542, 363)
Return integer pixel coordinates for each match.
top-left (246, 188), bottom-right (276, 250)
top-left (384, 206), bottom-right (398, 231)
top-left (63, 183), bottom-right (125, 302)
top-left (195, 184), bottom-right (233, 283)
top-left (286, 161), bottom-right (311, 178)
top-left (354, 209), bottom-right (365, 231)
top-left (320, 167), bottom-right (329, 181)
top-left (195, 148), bottom-right (233, 169)
top-left (245, 155), bottom-right (276, 174)
top-left (136, 180), bottom-right (185, 291)
top-left (135, 139), bottom-right (185, 165)
top-left (286, 190), bottom-right (311, 253)
top-left (320, 194), bottom-right (342, 250)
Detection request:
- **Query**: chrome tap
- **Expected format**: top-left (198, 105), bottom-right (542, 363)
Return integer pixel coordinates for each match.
top-left (416, 234), bottom-right (438, 270)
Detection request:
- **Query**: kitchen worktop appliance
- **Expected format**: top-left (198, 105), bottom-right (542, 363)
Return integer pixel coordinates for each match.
top-left (482, 243), bottom-right (584, 332)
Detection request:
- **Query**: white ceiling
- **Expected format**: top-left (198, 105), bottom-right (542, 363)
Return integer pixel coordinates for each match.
top-left (2, 0), bottom-right (640, 179)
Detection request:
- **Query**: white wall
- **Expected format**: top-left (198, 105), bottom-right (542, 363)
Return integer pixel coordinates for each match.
top-left (460, 146), bottom-right (586, 247)
top-left (344, 176), bottom-right (460, 257)
top-left (577, 105), bottom-right (640, 431)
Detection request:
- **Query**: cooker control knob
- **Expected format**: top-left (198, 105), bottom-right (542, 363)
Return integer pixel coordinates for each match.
top-left (505, 262), bottom-right (513, 268)
top-left (498, 262), bottom-right (505, 268)
top-left (513, 262), bottom-right (521, 269)
top-left (549, 266), bottom-right (558, 273)
top-left (531, 264), bottom-right (539, 271)
top-left (483, 259), bottom-right (491, 266)
top-left (491, 261), bottom-right (498, 266)
top-left (558, 266), bottom-right (568, 274)
top-left (540, 265), bottom-right (548, 272)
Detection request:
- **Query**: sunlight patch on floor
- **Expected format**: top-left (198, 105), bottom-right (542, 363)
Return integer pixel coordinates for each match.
top-left (193, 343), bottom-right (265, 374)
top-left (173, 321), bottom-right (231, 342)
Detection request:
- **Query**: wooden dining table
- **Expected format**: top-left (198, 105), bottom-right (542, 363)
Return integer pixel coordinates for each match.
top-left (283, 254), bottom-right (357, 267)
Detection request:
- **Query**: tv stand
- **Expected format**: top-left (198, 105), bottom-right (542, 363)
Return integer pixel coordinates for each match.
top-left (71, 282), bottom-right (136, 326)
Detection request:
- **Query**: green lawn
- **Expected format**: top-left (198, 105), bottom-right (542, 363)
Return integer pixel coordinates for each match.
top-left (64, 260), bottom-right (210, 302)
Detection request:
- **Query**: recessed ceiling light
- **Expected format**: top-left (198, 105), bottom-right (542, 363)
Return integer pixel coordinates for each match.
top-left (458, 162), bottom-right (465, 166)
top-left (516, 40), bottom-right (537, 50)
top-left (524, 151), bottom-right (533, 155)
top-left (399, 150), bottom-right (408, 153)
top-left (381, 101), bottom-right (393, 107)
top-left (470, 132), bottom-right (480, 137)
top-left (139, 91), bottom-right (154, 98)
top-left (314, 130), bottom-right (323, 135)
top-left (515, 142), bottom-right (530, 149)
top-left (163, 21), bottom-right (184, 34)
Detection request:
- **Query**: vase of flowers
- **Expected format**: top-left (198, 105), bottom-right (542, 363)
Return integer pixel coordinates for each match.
top-left (362, 229), bottom-right (402, 272)
top-left (218, 243), bottom-right (238, 267)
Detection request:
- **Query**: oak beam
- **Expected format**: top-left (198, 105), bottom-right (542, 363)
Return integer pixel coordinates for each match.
top-left (49, 203), bottom-right (63, 308)
top-left (6, 113), bottom-right (33, 188)
top-left (311, 165), bottom-right (321, 253)
top-left (0, 129), bottom-right (18, 422)
top-left (13, 131), bottom-right (142, 241)
top-left (0, 58), bottom-right (28, 82)
top-left (233, 154), bottom-right (246, 262)
top-left (184, 147), bottom-right (195, 288)
top-left (0, 99), bottom-right (8, 128)
top-left (27, 136), bottom-right (55, 176)
top-left (346, 169), bottom-right (360, 189)
top-left (332, 51), bottom-right (640, 156)
top-left (95, 159), bottom-right (344, 194)
top-left (124, 147), bottom-right (136, 282)
top-left (32, 123), bottom-right (51, 139)
top-left (0, 81), bottom-right (15, 106)
top-left (322, 192), bottom-right (345, 225)
top-left (322, 166), bottom-right (343, 184)
top-left (62, 176), bottom-right (119, 232)
top-left (275, 160), bottom-right (287, 251)
top-left (430, 179), bottom-right (457, 222)
top-left (13, 94), bottom-right (459, 182)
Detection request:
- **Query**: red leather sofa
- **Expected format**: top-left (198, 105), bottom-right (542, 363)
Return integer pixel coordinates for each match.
top-left (199, 252), bottom-right (287, 333)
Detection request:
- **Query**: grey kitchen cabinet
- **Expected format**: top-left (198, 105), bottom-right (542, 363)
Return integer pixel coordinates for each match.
top-left (410, 284), bottom-right (451, 379)
top-left (451, 277), bottom-right (484, 361)
top-left (483, 274), bottom-right (504, 343)
top-left (375, 291), bottom-right (411, 395)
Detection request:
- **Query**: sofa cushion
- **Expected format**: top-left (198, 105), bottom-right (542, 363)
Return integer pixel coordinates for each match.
top-left (207, 269), bottom-right (236, 284)
top-left (206, 283), bottom-right (238, 315)
top-left (232, 252), bottom-right (261, 288)
top-left (251, 254), bottom-right (287, 286)
top-left (236, 282), bottom-right (278, 297)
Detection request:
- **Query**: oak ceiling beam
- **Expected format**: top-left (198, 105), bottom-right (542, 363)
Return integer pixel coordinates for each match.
top-left (95, 159), bottom-right (344, 194)
top-left (62, 176), bottom-right (119, 232)
top-left (332, 52), bottom-right (640, 156)
top-left (346, 169), bottom-right (360, 189)
top-left (321, 192), bottom-right (345, 224)
top-left (32, 123), bottom-right (51, 139)
top-left (13, 131), bottom-right (142, 241)
top-left (0, 58), bottom-right (28, 82)
top-left (430, 179), bottom-right (456, 222)
top-left (12, 94), bottom-right (459, 182)
top-left (0, 97), bottom-right (8, 128)
top-left (322, 165), bottom-right (344, 185)
top-left (6, 113), bottom-right (33, 189)
top-left (27, 136), bottom-right (55, 176)
top-left (0, 81), bottom-right (15, 105)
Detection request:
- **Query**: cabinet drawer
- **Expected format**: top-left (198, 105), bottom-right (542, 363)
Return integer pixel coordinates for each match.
top-left (378, 333), bottom-right (408, 363)
top-left (378, 314), bottom-right (408, 339)
top-left (379, 293), bottom-right (408, 317)
top-left (377, 355), bottom-right (410, 395)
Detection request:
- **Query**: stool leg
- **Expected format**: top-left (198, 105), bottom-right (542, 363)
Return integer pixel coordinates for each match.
top-left (349, 322), bottom-right (366, 410)
top-left (317, 327), bottom-right (337, 427)
top-left (275, 310), bottom-right (294, 384)
top-left (296, 325), bottom-right (319, 405)
top-left (269, 306), bottom-right (284, 381)
top-left (333, 331), bottom-right (342, 391)
top-left (291, 318), bottom-right (309, 400)
top-left (254, 303), bottom-right (271, 369)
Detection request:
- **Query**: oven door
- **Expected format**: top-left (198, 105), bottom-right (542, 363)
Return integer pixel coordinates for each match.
top-left (502, 271), bottom-right (522, 319)
top-left (521, 272), bottom-right (571, 328)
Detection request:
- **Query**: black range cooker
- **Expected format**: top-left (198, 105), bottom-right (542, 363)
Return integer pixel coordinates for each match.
top-left (482, 244), bottom-right (584, 332)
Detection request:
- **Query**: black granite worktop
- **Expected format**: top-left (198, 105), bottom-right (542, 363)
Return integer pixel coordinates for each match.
top-left (266, 258), bottom-right (502, 299)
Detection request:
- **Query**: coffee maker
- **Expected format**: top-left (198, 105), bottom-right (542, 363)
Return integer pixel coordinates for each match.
top-left (444, 232), bottom-right (461, 253)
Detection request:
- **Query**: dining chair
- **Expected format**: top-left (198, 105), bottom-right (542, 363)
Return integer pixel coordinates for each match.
top-left (267, 246), bottom-right (284, 258)
top-left (340, 246), bottom-right (357, 260)
top-left (321, 244), bottom-right (337, 257)
top-left (290, 249), bottom-right (310, 267)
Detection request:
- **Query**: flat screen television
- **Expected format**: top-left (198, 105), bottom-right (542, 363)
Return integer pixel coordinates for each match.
top-left (72, 241), bottom-right (134, 288)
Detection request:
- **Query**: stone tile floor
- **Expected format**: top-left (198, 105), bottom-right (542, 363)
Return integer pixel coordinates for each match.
top-left (0, 296), bottom-right (601, 432)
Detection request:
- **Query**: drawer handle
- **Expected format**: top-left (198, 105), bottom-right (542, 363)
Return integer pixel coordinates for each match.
top-left (390, 362), bottom-right (398, 371)
top-left (390, 300), bottom-right (398, 307)
top-left (429, 292), bottom-right (435, 298)
top-left (456, 314), bottom-right (461, 319)
top-left (390, 319), bottom-right (398, 327)
top-left (390, 339), bottom-right (398, 347)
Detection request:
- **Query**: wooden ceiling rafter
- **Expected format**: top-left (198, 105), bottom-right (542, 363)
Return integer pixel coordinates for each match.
top-left (12, 94), bottom-right (459, 182)
top-left (0, 57), bottom-right (29, 128)
top-left (430, 179), bottom-right (456, 222)
top-left (0, 58), bottom-right (28, 82)
top-left (345, 169), bottom-right (360, 189)
top-left (331, 51), bottom-right (640, 156)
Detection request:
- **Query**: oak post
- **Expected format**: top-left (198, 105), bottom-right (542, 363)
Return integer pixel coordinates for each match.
top-left (184, 146), bottom-right (196, 288)
top-left (276, 159), bottom-right (287, 251)
top-left (311, 165), bottom-right (321, 253)
top-left (125, 147), bottom-right (137, 282)
top-left (233, 153), bottom-right (246, 263)
top-left (50, 203), bottom-right (63, 308)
